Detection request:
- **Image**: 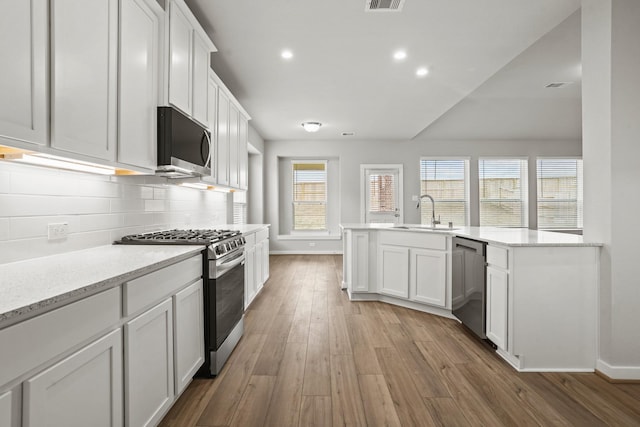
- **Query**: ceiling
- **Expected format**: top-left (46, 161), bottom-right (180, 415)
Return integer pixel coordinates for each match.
top-left (185, 0), bottom-right (581, 142)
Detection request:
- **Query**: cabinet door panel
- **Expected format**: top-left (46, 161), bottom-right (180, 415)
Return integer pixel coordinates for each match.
top-left (51, 0), bottom-right (117, 160)
top-left (239, 114), bottom-right (248, 189)
top-left (262, 239), bottom-right (270, 284)
top-left (0, 0), bottom-right (47, 146)
top-left (118, 0), bottom-right (161, 169)
top-left (191, 33), bottom-right (209, 126)
top-left (168, 0), bottom-right (192, 115)
top-left (228, 103), bottom-right (240, 188)
top-left (174, 280), bottom-right (204, 395)
top-left (125, 299), bottom-right (174, 427)
top-left (378, 245), bottom-right (409, 298)
top-left (352, 232), bottom-right (369, 292)
top-left (486, 266), bottom-right (508, 350)
top-left (24, 329), bottom-right (123, 427)
top-left (0, 387), bottom-right (20, 427)
top-left (410, 248), bottom-right (446, 307)
top-left (216, 91), bottom-right (230, 186)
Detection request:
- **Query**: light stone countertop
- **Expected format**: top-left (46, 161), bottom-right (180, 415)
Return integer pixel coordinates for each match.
top-left (340, 224), bottom-right (602, 247)
top-left (0, 245), bottom-right (204, 329)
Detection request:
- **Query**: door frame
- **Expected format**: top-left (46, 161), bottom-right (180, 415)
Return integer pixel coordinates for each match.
top-left (360, 164), bottom-right (404, 223)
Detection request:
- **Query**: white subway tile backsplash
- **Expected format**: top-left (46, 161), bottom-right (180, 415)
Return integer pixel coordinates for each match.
top-left (0, 162), bottom-right (228, 263)
top-left (0, 218), bottom-right (8, 240)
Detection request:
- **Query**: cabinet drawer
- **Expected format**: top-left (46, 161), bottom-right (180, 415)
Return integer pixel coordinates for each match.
top-left (379, 231), bottom-right (447, 251)
top-left (487, 245), bottom-right (509, 269)
top-left (123, 255), bottom-right (202, 316)
top-left (255, 228), bottom-right (269, 243)
top-left (0, 287), bottom-right (121, 386)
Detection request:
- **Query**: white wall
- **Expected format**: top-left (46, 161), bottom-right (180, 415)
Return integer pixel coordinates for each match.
top-left (247, 124), bottom-right (265, 224)
top-left (0, 161), bottom-right (227, 264)
top-left (582, 0), bottom-right (640, 379)
top-left (265, 138), bottom-right (581, 253)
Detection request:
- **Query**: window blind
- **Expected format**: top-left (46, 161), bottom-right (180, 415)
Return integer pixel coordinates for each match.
top-left (233, 191), bottom-right (247, 225)
top-left (479, 159), bottom-right (528, 227)
top-left (537, 158), bottom-right (583, 229)
top-left (419, 159), bottom-right (468, 226)
top-left (369, 173), bottom-right (396, 213)
top-left (292, 161), bottom-right (327, 230)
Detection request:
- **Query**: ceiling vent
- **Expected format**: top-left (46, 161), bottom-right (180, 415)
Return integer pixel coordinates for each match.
top-left (366, 0), bottom-right (405, 12)
top-left (545, 82), bottom-right (572, 88)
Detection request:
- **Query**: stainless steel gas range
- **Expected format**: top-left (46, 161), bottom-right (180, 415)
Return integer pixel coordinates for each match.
top-left (117, 229), bottom-right (246, 376)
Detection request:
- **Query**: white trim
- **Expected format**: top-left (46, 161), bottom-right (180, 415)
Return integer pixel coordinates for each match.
top-left (277, 234), bottom-right (341, 241)
top-left (347, 292), bottom-right (456, 319)
top-left (269, 250), bottom-right (343, 255)
top-left (596, 359), bottom-right (640, 380)
top-left (360, 164), bottom-right (404, 223)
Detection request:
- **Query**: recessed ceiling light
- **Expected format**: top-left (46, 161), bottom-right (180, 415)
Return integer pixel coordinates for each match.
top-left (416, 67), bottom-right (429, 77)
top-left (301, 122), bottom-right (322, 132)
top-left (341, 132), bottom-right (355, 136)
top-left (393, 50), bottom-right (407, 61)
top-left (281, 49), bottom-right (293, 60)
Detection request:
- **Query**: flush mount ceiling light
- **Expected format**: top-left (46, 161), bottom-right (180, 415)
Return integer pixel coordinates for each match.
top-left (281, 49), bottom-right (293, 60)
top-left (416, 67), bottom-right (429, 77)
top-left (301, 122), bottom-right (322, 133)
top-left (393, 50), bottom-right (407, 61)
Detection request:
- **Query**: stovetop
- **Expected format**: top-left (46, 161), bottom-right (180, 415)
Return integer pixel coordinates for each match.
top-left (117, 229), bottom-right (241, 245)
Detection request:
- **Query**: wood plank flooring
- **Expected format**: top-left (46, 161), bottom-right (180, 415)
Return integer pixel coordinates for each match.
top-left (159, 255), bottom-right (640, 427)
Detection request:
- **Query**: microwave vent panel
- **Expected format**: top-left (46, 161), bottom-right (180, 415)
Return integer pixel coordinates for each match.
top-left (366, 0), bottom-right (405, 12)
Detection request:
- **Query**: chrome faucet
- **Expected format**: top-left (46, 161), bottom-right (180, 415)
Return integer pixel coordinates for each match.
top-left (419, 194), bottom-right (440, 227)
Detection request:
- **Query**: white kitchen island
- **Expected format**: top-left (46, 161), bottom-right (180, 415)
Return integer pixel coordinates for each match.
top-left (340, 223), bottom-right (601, 373)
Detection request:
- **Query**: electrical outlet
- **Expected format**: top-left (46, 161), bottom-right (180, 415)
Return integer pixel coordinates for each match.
top-left (48, 222), bottom-right (68, 240)
top-left (309, 242), bottom-right (316, 247)
top-left (412, 195), bottom-right (419, 201)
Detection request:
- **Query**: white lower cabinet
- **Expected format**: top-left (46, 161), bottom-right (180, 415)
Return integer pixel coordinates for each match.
top-left (261, 239), bottom-right (270, 284)
top-left (244, 244), bottom-right (256, 309)
top-left (486, 265), bottom-right (508, 350)
top-left (410, 248), bottom-right (447, 307)
top-left (173, 280), bottom-right (204, 395)
top-left (378, 245), bottom-right (409, 298)
top-left (0, 386), bottom-right (20, 427)
top-left (23, 329), bottom-right (123, 427)
top-left (125, 298), bottom-right (174, 427)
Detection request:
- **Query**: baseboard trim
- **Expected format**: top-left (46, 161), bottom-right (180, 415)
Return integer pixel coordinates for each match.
top-left (596, 359), bottom-right (640, 382)
top-left (270, 250), bottom-right (343, 255)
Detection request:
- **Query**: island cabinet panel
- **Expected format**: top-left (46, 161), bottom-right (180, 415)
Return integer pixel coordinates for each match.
top-left (378, 245), bottom-right (409, 298)
top-left (351, 231), bottom-right (370, 292)
top-left (125, 298), bottom-right (174, 427)
top-left (0, 0), bottom-right (48, 147)
top-left (50, 0), bottom-right (118, 161)
top-left (23, 329), bottom-right (123, 427)
top-left (410, 248), bottom-right (447, 307)
top-left (486, 265), bottom-right (508, 350)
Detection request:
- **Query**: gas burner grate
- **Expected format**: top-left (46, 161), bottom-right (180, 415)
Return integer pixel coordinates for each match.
top-left (118, 229), bottom-right (241, 245)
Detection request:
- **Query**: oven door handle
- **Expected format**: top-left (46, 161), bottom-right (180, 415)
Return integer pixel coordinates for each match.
top-left (214, 252), bottom-right (245, 279)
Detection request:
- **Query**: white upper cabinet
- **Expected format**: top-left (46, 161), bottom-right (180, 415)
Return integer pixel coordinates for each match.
top-left (168, 0), bottom-right (192, 116)
top-left (118, 0), bottom-right (164, 170)
top-left (192, 33), bottom-right (210, 126)
top-left (228, 103), bottom-right (240, 189)
top-left (239, 114), bottom-right (248, 190)
top-left (167, 0), bottom-right (215, 126)
top-left (50, 0), bottom-right (118, 161)
top-left (0, 0), bottom-right (48, 147)
top-left (216, 90), bottom-right (230, 186)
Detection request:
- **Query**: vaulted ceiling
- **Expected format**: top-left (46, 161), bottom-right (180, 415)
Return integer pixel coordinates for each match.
top-left (185, 0), bottom-right (581, 141)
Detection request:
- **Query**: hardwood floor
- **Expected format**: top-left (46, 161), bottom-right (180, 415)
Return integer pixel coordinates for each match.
top-left (159, 255), bottom-right (640, 427)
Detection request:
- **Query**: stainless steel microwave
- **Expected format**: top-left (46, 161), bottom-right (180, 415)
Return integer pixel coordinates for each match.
top-left (156, 106), bottom-right (211, 178)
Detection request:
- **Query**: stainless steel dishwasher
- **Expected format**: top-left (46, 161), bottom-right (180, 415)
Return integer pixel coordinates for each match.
top-left (451, 237), bottom-right (487, 340)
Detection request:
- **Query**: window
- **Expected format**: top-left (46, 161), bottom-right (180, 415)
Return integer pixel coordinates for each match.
top-left (233, 191), bottom-right (247, 225)
top-left (369, 173), bottom-right (396, 214)
top-left (479, 158), bottom-right (528, 227)
top-left (537, 158), bottom-right (583, 229)
top-left (292, 161), bottom-right (327, 230)
top-left (420, 158), bottom-right (469, 226)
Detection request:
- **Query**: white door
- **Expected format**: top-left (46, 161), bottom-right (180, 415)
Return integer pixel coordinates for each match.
top-left (361, 165), bottom-right (403, 223)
